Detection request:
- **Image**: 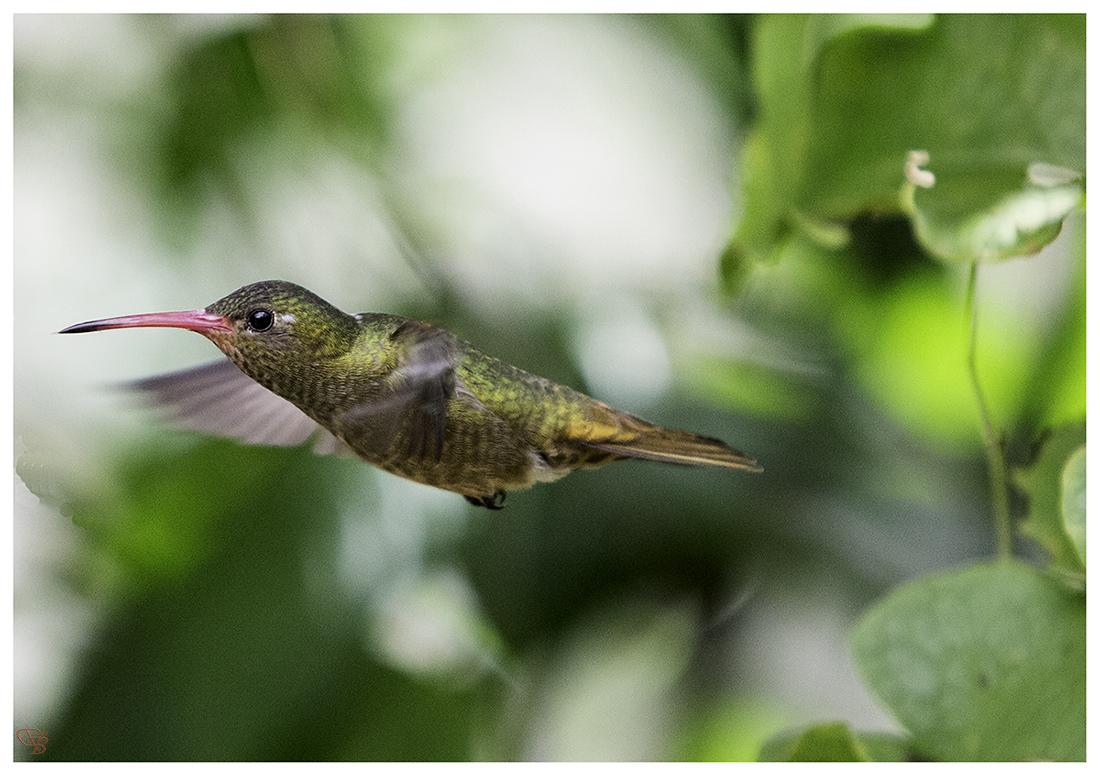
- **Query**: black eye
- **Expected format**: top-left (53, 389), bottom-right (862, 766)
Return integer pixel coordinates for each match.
top-left (246, 309), bottom-right (275, 332)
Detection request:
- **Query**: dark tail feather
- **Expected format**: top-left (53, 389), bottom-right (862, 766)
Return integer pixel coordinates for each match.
top-left (583, 424), bottom-right (762, 473)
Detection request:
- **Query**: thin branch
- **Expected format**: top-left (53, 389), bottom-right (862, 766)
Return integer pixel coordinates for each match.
top-left (966, 263), bottom-right (1013, 559)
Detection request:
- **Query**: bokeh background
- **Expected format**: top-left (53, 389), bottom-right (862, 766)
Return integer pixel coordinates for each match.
top-left (13, 14), bottom-right (1084, 760)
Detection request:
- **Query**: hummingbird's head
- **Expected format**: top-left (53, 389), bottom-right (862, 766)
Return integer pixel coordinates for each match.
top-left (61, 280), bottom-right (361, 376)
top-left (203, 280), bottom-right (360, 364)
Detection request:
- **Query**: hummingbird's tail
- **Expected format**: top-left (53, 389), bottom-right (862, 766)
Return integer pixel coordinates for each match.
top-left (581, 416), bottom-right (762, 473)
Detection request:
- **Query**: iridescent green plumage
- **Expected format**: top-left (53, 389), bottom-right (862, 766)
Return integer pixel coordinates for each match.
top-left (61, 280), bottom-right (760, 507)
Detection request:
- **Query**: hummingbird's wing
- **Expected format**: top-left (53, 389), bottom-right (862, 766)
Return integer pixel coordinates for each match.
top-left (338, 319), bottom-right (458, 462)
top-left (131, 359), bottom-right (355, 456)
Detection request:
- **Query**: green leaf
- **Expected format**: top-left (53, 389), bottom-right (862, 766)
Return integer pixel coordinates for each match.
top-left (758, 723), bottom-right (913, 762)
top-left (852, 561), bottom-right (1085, 761)
top-left (903, 164), bottom-right (1083, 263)
top-left (673, 698), bottom-right (791, 762)
top-left (727, 13), bottom-right (933, 278)
top-left (726, 14), bottom-right (1084, 280)
top-left (1017, 422), bottom-right (1087, 579)
top-left (1060, 446), bottom-right (1085, 567)
top-left (854, 732), bottom-right (915, 763)
top-left (759, 722), bottom-right (868, 761)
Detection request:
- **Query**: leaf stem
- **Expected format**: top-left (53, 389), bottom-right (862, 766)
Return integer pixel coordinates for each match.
top-left (966, 263), bottom-right (1012, 559)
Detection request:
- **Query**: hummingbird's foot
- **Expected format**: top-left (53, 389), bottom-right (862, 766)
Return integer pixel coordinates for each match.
top-left (464, 491), bottom-right (507, 510)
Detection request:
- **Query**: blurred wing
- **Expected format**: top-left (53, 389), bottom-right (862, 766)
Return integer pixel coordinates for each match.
top-left (339, 319), bottom-right (458, 462)
top-left (131, 359), bottom-right (355, 457)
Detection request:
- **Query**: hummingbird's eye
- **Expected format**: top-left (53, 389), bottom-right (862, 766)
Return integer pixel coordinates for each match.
top-left (245, 309), bottom-right (275, 332)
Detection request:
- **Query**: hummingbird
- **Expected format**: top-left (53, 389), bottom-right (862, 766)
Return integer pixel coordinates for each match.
top-left (60, 281), bottom-right (760, 508)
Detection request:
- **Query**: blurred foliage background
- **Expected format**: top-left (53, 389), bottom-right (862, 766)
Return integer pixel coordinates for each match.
top-left (13, 14), bottom-right (1084, 761)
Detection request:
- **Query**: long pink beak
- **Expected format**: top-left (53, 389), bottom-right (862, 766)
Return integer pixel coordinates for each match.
top-left (59, 309), bottom-right (233, 335)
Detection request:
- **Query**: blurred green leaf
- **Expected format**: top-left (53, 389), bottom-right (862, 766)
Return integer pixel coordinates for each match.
top-left (726, 13), bottom-right (1084, 284)
top-left (848, 270), bottom-right (1040, 451)
top-left (1016, 422), bottom-right (1086, 579)
top-left (684, 354), bottom-right (815, 421)
top-left (674, 698), bottom-right (791, 762)
top-left (138, 15), bottom-right (399, 242)
top-left (1061, 446), bottom-right (1085, 567)
top-left (758, 722), bottom-right (912, 762)
top-left (851, 273), bottom-right (973, 448)
top-left (852, 561), bottom-right (1085, 761)
top-left (34, 437), bottom-right (488, 761)
top-left (759, 722), bottom-right (869, 761)
top-left (849, 732), bottom-right (913, 763)
top-left (65, 438), bottom-right (314, 594)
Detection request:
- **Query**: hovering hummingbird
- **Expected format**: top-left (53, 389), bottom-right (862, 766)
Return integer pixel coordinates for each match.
top-left (60, 281), bottom-right (760, 508)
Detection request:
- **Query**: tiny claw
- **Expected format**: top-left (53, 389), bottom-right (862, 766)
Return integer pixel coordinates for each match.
top-left (464, 491), bottom-right (507, 510)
